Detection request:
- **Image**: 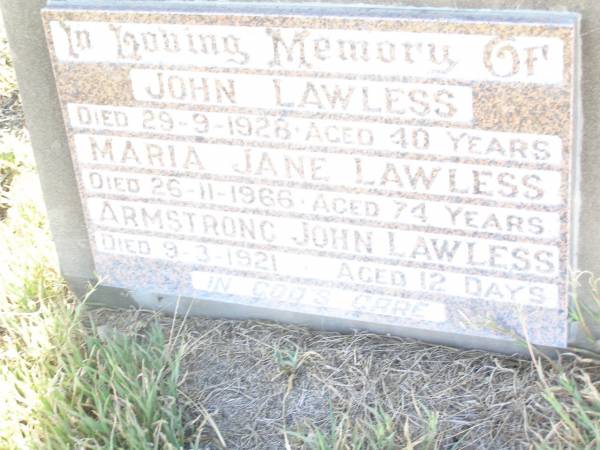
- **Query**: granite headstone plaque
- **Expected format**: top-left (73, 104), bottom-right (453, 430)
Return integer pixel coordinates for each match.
top-left (39, 2), bottom-right (579, 348)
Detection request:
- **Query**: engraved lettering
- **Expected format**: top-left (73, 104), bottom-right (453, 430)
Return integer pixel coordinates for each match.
top-left (484, 38), bottom-right (520, 78)
top-left (58, 21), bottom-right (91, 58)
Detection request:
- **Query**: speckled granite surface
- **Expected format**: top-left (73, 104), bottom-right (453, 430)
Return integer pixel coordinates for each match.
top-left (38, 3), bottom-right (579, 348)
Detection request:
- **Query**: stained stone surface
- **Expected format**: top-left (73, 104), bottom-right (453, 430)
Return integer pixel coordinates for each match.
top-left (41, 3), bottom-right (579, 348)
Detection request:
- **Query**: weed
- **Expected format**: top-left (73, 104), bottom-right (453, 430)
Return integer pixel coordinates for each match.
top-left (274, 344), bottom-right (301, 376)
top-left (529, 272), bottom-right (600, 449)
top-left (291, 404), bottom-right (438, 450)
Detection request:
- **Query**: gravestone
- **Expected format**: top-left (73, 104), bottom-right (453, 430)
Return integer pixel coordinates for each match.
top-left (4, 0), bottom-right (598, 353)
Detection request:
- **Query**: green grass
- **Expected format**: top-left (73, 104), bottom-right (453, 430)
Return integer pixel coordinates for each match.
top-left (530, 273), bottom-right (600, 450)
top-left (37, 320), bottom-right (191, 449)
top-left (537, 371), bottom-right (600, 449)
top-left (290, 404), bottom-right (438, 450)
top-left (0, 133), bottom-right (200, 449)
top-left (0, 280), bottom-right (194, 449)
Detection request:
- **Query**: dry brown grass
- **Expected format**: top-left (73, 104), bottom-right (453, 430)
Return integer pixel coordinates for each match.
top-left (89, 308), bottom-right (596, 450)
